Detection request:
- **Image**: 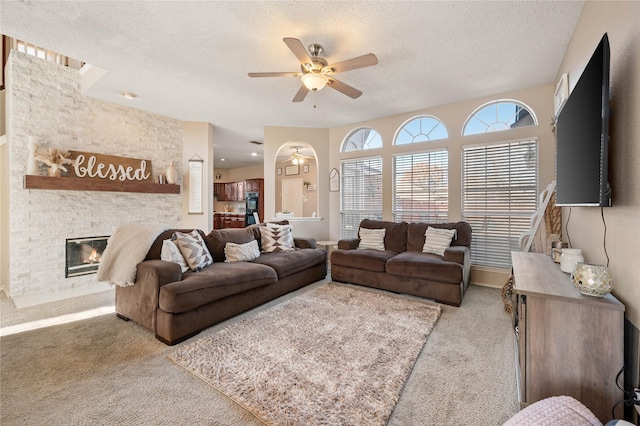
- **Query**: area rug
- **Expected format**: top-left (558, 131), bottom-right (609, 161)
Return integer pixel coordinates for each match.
top-left (169, 283), bottom-right (441, 426)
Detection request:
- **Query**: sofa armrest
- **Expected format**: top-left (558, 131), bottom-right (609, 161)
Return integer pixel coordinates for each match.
top-left (444, 246), bottom-right (471, 291)
top-left (444, 246), bottom-right (468, 265)
top-left (338, 238), bottom-right (360, 250)
top-left (138, 259), bottom-right (182, 284)
top-left (115, 259), bottom-right (182, 332)
top-left (294, 237), bottom-right (317, 249)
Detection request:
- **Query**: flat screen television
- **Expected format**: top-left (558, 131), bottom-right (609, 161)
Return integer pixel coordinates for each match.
top-left (555, 33), bottom-right (611, 207)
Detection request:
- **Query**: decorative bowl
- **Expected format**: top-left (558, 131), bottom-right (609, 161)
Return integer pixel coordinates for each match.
top-left (571, 263), bottom-right (612, 297)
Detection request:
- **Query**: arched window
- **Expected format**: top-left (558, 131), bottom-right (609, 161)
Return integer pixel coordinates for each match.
top-left (341, 127), bottom-right (383, 152)
top-left (394, 115), bottom-right (448, 145)
top-left (463, 100), bottom-right (537, 136)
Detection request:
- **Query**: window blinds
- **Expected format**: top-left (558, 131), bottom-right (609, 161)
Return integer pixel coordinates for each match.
top-left (462, 140), bottom-right (538, 269)
top-left (340, 157), bottom-right (383, 239)
top-left (392, 150), bottom-right (448, 222)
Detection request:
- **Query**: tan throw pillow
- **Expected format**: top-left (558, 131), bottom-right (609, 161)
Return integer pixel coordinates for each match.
top-left (224, 240), bottom-right (260, 263)
top-left (160, 239), bottom-right (189, 273)
top-left (173, 230), bottom-right (213, 271)
top-left (358, 227), bottom-right (386, 251)
top-left (422, 226), bottom-right (457, 256)
top-left (260, 225), bottom-right (294, 253)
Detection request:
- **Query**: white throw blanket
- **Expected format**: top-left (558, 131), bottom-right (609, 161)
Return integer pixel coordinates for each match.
top-left (97, 223), bottom-right (170, 287)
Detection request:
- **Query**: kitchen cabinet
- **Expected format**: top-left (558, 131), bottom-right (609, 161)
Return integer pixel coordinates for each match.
top-left (246, 178), bottom-right (263, 193)
top-left (236, 181), bottom-right (245, 201)
top-left (214, 183), bottom-right (227, 201)
top-left (214, 213), bottom-right (246, 229)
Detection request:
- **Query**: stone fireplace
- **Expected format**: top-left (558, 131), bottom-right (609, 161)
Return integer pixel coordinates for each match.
top-left (65, 236), bottom-right (109, 278)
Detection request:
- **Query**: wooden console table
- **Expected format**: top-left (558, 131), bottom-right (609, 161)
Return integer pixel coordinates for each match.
top-left (511, 251), bottom-right (624, 423)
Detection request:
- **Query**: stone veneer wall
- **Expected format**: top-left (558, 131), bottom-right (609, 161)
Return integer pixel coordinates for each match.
top-left (7, 51), bottom-right (183, 298)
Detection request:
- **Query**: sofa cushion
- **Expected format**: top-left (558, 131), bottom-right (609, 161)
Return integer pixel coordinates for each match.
top-left (160, 239), bottom-right (189, 272)
top-left (357, 227), bottom-right (386, 250)
top-left (158, 261), bottom-right (277, 313)
top-left (386, 251), bottom-right (463, 284)
top-left (330, 248), bottom-right (397, 273)
top-left (224, 240), bottom-right (261, 263)
top-left (251, 248), bottom-right (326, 279)
top-left (422, 226), bottom-right (456, 256)
top-left (359, 219), bottom-right (408, 253)
top-left (407, 221), bottom-right (472, 251)
top-left (146, 229), bottom-right (204, 260)
top-left (260, 224), bottom-right (295, 253)
top-left (173, 230), bottom-right (213, 272)
top-left (204, 228), bottom-right (256, 262)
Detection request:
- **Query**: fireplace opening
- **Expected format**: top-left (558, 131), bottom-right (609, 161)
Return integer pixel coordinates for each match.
top-left (65, 236), bottom-right (109, 278)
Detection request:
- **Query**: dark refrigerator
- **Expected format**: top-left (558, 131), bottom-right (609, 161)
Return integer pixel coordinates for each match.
top-left (245, 192), bottom-right (259, 225)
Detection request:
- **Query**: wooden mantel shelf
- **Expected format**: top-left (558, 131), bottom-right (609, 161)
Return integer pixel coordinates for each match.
top-left (24, 175), bottom-right (180, 194)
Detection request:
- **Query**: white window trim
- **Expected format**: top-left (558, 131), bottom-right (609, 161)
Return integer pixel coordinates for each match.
top-left (461, 99), bottom-right (538, 136)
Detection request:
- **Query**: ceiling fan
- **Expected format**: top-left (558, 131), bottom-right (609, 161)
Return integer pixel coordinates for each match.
top-left (284, 146), bottom-right (314, 165)
top-left (248, 37), bottom-right (378, 102)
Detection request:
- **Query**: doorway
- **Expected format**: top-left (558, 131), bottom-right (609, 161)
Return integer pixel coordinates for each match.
top-left (281, 178), bottom-right (303, 216)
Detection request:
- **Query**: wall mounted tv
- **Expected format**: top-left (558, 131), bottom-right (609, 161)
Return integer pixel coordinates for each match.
top-left (555, 33), bottom-right (611, 207)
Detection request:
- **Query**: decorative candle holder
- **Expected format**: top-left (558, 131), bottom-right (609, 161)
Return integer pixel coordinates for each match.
top-left (571, 263), bottom-right (612, 297)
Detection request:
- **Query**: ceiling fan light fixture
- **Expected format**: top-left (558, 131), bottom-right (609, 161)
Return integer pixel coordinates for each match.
top-left (301, 73), bottom-right (328, 91)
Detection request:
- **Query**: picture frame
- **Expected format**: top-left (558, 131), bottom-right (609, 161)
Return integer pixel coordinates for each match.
top-left (277, 167), bottom-right (282, 175)
top-left (329, 168), bottom-right (340, 192)
top-left (303, 164), bottom-right (309, 173)
top-left (285, 165), bottom-right (299, 176)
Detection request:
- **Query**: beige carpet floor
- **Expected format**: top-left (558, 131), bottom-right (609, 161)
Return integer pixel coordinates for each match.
top-left (0, 280), bottom-right (518, 425)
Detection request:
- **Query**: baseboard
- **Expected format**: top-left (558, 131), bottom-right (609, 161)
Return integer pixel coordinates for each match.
top-left (470, 265), bottom-right (510, 288)
top-left (11, 283), bottom-right (114, 308)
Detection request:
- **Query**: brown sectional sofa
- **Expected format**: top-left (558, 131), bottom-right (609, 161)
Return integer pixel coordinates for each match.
top-left (330, 219), bottom-right (472, 306)
top-left (115, 225), bottom-right (327, 345)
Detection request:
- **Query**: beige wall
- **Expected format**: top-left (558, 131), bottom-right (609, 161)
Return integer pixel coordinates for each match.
top-left (1, 89), bottom-right (7, 296)
top-left (182, 122), bottom-right (214, 231)
top-left (555, 1), bottom-right (640, 328)
top-left (1, 89), bottom-right (5, 134)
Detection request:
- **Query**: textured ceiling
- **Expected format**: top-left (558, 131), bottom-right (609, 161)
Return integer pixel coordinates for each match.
top-left (1, 1), bottom-right (584, 168)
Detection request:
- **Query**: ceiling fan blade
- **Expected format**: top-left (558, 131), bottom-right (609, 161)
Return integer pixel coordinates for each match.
top-left (327, 78), bottom-right (363, 99)
top-left (327, 53), bottom-right (378, 73)
top-left (248, 71), bottom-right (300, 78)
top-left (292, 85), bottom-right (309, 102)
top-left (283, 37), bottom-right (313, 65)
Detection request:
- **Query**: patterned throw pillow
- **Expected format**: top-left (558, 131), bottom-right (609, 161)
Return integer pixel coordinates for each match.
top-left (173, 230), bottom-right (213, 271)
top-left (224, 240), bottom-right (261, 263)
top-left (260, 225), bottom-right (294, 253)
top-left (358, 227), bottom-right (386, 251)
top-left (266, 222), bottom-right (295, 248)
top-left (160, 239), bottom-right (189, 273)
top-left (422, 226), bottom-right (457, 256)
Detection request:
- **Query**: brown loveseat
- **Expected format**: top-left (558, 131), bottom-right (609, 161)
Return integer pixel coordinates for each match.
top-left (330, 219), bottom-right (472, 306)
top-left (115, 225), bottom-right (327, 345)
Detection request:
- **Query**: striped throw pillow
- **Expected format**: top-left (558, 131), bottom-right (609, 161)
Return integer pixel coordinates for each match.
top-left (358, 227), bottom-right (386, 251)
top-left (422, 227), bottom-right (457, 256)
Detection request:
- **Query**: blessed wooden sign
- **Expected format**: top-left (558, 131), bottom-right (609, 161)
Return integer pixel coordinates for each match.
top-left (68, 151), bottom-right (153, 182)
